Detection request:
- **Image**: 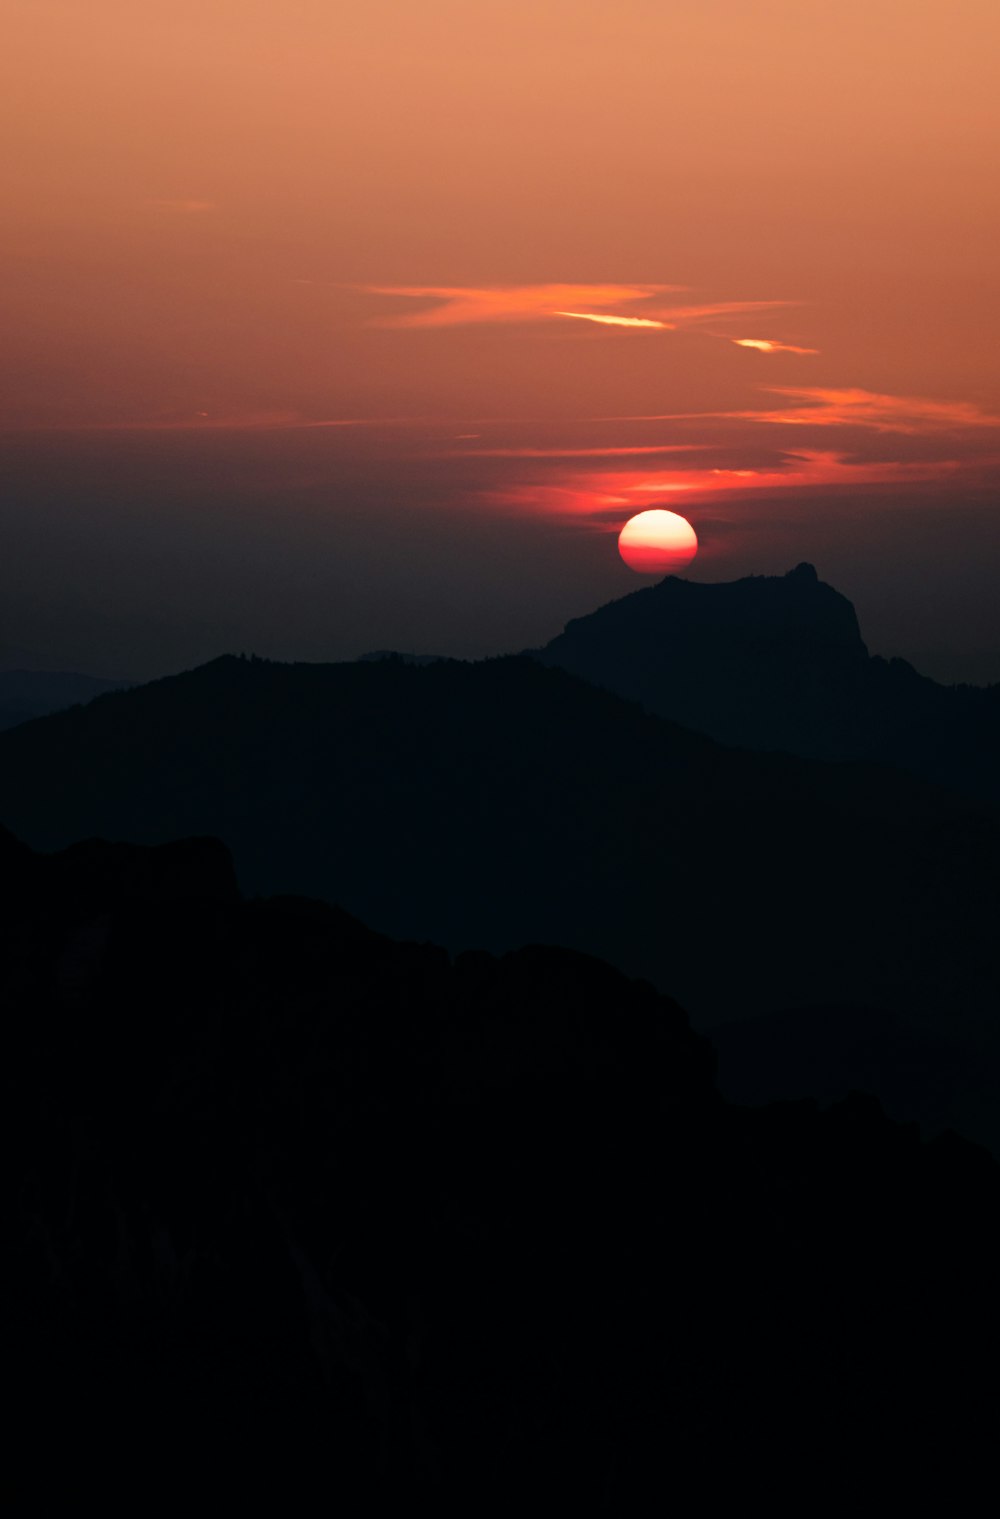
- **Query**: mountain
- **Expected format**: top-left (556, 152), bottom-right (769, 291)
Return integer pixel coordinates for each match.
top-left (533, 564), bottom-right (1000, 803)
top-left (360, 649), bottom-right (447, 666)
top-left (0, 652), bottom-right (997, 1054)
top-left (0, 668), bottom-right (130, 731)
top-left (6, 827), bottom-right (998, 1505)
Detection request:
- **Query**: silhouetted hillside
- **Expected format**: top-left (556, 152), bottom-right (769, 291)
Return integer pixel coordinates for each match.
top-left (1, 652), bottom-right (998, 1053)
top-left (0, 667), bottom-right (129, 731)
top-left (534, 564), bottom-right (1000, 803)
top-left (6, 829), bottom-right (998, 1505)
top-left (360, 649), bottom-right (447, 666)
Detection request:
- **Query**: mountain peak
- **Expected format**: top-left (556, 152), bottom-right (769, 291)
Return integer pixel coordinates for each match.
top-left (549, 564), bottom-right (868, 660)
top-left (533, 566), bottom-right (887, 758)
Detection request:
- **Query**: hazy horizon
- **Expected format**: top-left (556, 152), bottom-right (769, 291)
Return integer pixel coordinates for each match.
top-left (4, 423), bottom-right (998, 685)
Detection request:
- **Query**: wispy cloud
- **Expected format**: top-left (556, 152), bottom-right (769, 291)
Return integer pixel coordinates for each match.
top-left (658, 300), bottom-right (794, 323)
top-left (743, 387), bottom-right (1000, 432)
top-left (554, 311), bottom-right (672, 329)
top-left (363, 283), bottom-right (684, 328)
top-left (597, 387), bottom-right (1000, 435)
top-left (484, 449), bottom-right (965, 523)
top-left (450, 444), bottom-right (704, 458)
top-left (360, 284), bottom-right (803, 348)
top-left (622, 450), bottom-right (962, 496)
top-left (732, 338), bottom-right (819, 355)
top-left (28, 412), bottom-right (428, 434)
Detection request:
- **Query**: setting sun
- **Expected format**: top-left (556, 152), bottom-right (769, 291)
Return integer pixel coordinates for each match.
top-left (618, 510), bottom-right (699, 575)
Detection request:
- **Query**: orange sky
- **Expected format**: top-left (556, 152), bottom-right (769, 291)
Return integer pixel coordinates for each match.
top-left (2, 1), bottom-right (999, 679)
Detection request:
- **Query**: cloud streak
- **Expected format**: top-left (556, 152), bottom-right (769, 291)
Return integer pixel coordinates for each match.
top-left (732, 338), bottom-right (819, 355)
top-left (658, 300), bottom-right (794, 323)
top-left (554, 311), bottom-right (671, 329)
top-left (360, 284), bottom-right (796, 334)
top-left (598, 387), bottom-right (1000, 437)
top-left (452, 444), bottom-right (704, 458)
top-left (15, 412), bottom-right (429, 434)
top-left (484, 449), bottom-right (966, 523)
top-left (741, 388), bottom-right (1000, 432)
top-left (363, 283), bottom-right (684, 328)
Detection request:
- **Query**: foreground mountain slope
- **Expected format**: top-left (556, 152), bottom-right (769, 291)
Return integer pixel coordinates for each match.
top-left (0, 653), bottom-right (997, 1037)
top-left (6, 829), bottom-right (998, 1505)
top-left (533, 563), bottom-right (1000, 801)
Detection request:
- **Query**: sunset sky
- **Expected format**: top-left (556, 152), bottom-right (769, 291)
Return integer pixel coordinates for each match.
top-left (3, 0), bottom-right (999, 680)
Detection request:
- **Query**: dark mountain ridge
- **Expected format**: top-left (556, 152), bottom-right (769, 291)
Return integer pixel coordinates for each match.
top-left (0, 650), bottom-right (997, 1043)
top-left (533, 563), bottom-right (1000, 802)
top-left (6, 827), bottom-right (998, 1504)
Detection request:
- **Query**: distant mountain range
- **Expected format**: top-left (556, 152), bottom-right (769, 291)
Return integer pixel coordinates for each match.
top-left (3, 569), bottom-right (999, 1148)
top-left (0, 668), bottom-right (129, 731)
top-left (533, 562), bottom-right (1000, 805)
top-left (1, 645), bottom-right (997, 1015)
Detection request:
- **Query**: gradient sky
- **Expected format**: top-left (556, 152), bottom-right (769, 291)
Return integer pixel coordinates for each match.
top-left (3, 0), bottom-right (999, 681)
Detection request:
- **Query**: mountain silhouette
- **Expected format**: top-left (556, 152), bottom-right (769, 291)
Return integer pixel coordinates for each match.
top-left (6, 826), bottom-right (998, 1505)
top-left (533, 564), bottom-right (1000, 803)
top-left (0, 651), bottom-right (997, 1044)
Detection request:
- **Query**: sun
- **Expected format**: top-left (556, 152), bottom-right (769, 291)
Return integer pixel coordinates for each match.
top-left (618, 510), bottom-right (698, 575)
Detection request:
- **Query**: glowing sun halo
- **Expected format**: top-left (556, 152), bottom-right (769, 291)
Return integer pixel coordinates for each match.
top-left (618, 509), bottom-right (698, 575)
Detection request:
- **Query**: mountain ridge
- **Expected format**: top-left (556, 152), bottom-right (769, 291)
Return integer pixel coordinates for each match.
top-left (532, 563), bottom-right (1000, 800)
top-left (1, 647), bottom-right (997, 1037)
